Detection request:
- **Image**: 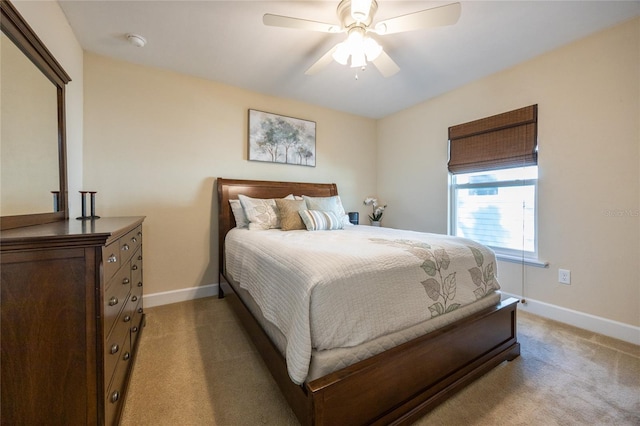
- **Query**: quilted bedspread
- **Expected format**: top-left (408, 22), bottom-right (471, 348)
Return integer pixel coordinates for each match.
top-left (225, 225), bottom-right (500, 385)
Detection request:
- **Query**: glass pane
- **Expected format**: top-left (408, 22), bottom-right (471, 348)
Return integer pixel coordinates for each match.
top-left (454, 166), bottom-right (538, 185)
top-left (455, 184), bottom-right (535, 252)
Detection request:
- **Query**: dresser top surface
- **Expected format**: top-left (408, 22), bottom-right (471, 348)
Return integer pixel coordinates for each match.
top-left (0, 216), bottom-right (145, 250)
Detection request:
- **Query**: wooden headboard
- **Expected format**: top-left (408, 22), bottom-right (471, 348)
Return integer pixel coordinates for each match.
top-left (216, 178), bottom-right (338, 280)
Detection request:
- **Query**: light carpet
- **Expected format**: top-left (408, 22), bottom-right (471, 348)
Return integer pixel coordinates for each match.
top-left (121, 297), bottom-right (639, 425)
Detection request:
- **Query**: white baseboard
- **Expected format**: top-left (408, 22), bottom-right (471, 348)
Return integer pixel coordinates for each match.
top-left (502, 292), bottom-right (640, 346)
top-left (143, 283), bottom-right (219, 308)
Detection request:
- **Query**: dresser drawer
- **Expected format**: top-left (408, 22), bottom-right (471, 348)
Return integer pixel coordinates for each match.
top-left (130, 258), bottom-right (143, 303)
top-left (104, 267), bottom-right (131, 336)
top-left (130, 298), bottom-right (143, 348)
top-left (103, 241), bottom-right (121, 283)
top-left (104, 334), bottom-right (132, 426)
top-left (104, 297), bottom-right (135, 391)
top-left (131, 247), bottom-right (142, 290)
top-left (120, 226), bottom-right (142, 265)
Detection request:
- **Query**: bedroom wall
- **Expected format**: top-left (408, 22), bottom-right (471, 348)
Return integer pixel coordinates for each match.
top-left (11, 0), bottom-right (84, 216)
top-left (83, 53), bottom-right (377, 296)
top-left (377, 17), bottom-right (640, 329)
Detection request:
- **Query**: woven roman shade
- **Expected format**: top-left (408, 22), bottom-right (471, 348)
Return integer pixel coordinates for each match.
top-left (448, 105), bottom-right (538, 174)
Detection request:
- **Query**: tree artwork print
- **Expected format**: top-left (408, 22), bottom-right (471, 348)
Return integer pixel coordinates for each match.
top-left (248, 110), bottom-right (316, 167)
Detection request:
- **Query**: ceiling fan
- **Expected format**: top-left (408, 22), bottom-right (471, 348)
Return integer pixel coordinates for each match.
top-left (263, 0), bottom-right (461, 78)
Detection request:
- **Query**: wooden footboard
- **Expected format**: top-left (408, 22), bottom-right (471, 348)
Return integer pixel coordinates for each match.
top-left (222, 278), bottom-right (519, 425)
top-left (216, 178), bottom-right (520, 425)
top-left (306, 297), bottom-right (520, 425)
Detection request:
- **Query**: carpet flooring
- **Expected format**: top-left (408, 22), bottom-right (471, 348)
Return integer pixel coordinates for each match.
top-left (121, 297), bottom-right (639, 425)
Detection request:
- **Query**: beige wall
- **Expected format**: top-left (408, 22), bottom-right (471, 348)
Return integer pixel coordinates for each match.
top-left (8, 1), bottom-right (637, 331)
top-left (83, 53), bottom-right (377, 295)
top-left (11, 0), bottom-right (84, 217)
top-left (377, 18), bottom-right (640, 327)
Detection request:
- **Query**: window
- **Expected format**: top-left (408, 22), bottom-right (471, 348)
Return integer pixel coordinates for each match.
top-left (447, 105), bottom-right (540, 261)
top-left (450, 166), bottom-right (538, 257)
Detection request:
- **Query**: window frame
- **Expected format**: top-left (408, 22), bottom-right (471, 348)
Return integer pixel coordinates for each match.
top-left (449, 167), bottom-right (540, 261)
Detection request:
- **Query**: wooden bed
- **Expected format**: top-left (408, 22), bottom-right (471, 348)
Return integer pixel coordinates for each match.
top-left (217, 177), bottom-right (520, 425)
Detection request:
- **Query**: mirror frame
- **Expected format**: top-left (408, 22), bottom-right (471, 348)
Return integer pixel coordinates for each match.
top-left (1, 0), bottom-right (71, 230)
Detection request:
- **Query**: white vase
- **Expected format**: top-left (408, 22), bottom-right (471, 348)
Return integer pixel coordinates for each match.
top-left (370, 220), bottom-right (381, 227)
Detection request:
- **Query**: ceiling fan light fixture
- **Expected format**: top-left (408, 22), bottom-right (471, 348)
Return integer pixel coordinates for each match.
top-left (351, 50), bottom-right (367, 68)
top-left (350, 50), bottom-right (367, 68)
top-left (350, 0), bottom-right (372, 22)
top-left (332, 27), bottom-right (380, 68)
top-left (332, 42), bottom-right (350, 65)
top-left (346, 27), bottom-right (365, 49)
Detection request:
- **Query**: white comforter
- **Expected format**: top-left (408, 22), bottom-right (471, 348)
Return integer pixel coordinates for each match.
top-left (225, 225), bottom-right (500, 385)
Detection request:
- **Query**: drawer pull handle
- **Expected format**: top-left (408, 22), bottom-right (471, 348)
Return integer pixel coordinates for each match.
top-left (107, 255), bottom-right (117, 263)
top-left (137, 231), bottom-right (142, 237)
top-left (132, 236), bottom-right (138, 243)
top-left (122, 244), bottom-right (130, 251)
top-left (137, 281), bottom-right (143, 287)
top-left (109, 297), bottom-right (118, 306)
top-left (131, 295), bottom-right (138, 302)
top-left (138, 255), bottom-right (143, 261)
top-left (132, 326), bottom-right (139, 333)
top-left (110, 344), bottom-right (119, 354)
top-left (124, 315), bottom-right (131, 322)
top-left (131, 265), bottom-right (138, 271)
top-left (122, 278), bottom-right (130, 285)
top-left (111, 391), bottom-right (120, 404)
top-left (123, 352), bottom-right (131, 361)
top-left (138, 307), bottom-right (143, 314)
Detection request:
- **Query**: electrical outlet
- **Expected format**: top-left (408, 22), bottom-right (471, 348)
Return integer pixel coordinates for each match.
top-left (559, 269), bottom-right (571, 284)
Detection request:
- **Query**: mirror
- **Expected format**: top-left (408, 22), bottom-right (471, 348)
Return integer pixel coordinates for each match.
top-left (0, 0), bottom-right (71, 230)
top-left (1, 33), bottom-right (60, 216)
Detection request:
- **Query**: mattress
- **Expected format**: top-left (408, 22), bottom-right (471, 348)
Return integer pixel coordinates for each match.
top-left (231, 282), bottom-right (501, 382)
top-left (225, 225), bottom-right (501, 385)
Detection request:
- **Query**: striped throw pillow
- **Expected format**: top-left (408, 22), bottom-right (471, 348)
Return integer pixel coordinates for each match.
top-left (299, 210), bottom-right (344, 231)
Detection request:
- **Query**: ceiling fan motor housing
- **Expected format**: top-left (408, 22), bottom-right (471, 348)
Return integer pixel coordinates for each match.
top-left (337, 0), bottom-right (378, 28)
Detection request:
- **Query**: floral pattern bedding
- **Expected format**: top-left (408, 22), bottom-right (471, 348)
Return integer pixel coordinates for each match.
top-left (225, 225), bottom-right (500, 385)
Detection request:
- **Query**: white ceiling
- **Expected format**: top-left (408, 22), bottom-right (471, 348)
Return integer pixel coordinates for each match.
top-left (58, 0), bottom-right (639, 119)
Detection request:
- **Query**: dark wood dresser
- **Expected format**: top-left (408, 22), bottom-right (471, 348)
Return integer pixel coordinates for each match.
top-left (1, 216), bottom-right (146, 425)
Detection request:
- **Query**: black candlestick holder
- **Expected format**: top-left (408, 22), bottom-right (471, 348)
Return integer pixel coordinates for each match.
top-left (76, 191), bottom-right (101, 220)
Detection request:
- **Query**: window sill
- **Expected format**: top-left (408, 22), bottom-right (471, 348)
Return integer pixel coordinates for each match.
top-left (496, 254), bottom-right (549, 268)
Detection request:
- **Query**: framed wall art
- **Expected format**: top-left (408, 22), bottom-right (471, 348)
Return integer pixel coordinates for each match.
top-left (248, 109), bottom-right (316, 167)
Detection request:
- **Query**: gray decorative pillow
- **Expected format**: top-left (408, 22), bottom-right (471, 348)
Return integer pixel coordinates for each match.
top-left (229, 199), bottom-right (249, 228)
top-left (238, 194), bottom-right (295, 230)
top-left (299, 210), bottom-right (344, 231)
top-left (275, 199), bottom-right (306, 231)
top-left (302, 195), bottom-right (350, 226)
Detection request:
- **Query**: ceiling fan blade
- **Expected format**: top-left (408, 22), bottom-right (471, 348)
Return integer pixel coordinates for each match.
top-left (263, 14), bottom-right (341, 33)
top-left (371, 50), bottom-right (400, 78)
top-left (305, 45), bottom-right (339, 75)
top-left (373, 2), bottom-right (461, 35)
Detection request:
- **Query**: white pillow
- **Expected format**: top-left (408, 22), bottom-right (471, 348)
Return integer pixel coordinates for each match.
top-left (302, 195), bottom-right (350, 226)
top-left (238, 194), bottom-right (294, 230)
top-left (299, 210), bottom-right (344, 231)
top-left (229, 199), bottom-right (249, 228)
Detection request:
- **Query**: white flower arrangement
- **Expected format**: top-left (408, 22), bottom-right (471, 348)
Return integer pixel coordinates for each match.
top-left (363, 197), bottom-right (387, 222)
